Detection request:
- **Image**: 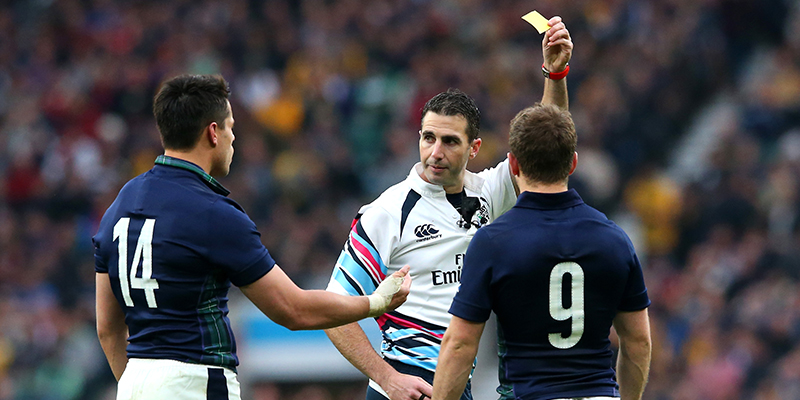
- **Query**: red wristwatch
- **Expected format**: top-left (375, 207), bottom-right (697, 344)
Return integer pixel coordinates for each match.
top-left (542, 63), bottom-right (569, 80)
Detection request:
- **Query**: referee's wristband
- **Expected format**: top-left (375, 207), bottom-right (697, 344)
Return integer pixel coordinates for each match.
top-left (542, 63), bottom-right (569, 80)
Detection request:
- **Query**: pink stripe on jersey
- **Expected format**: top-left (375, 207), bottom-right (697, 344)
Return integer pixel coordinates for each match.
top-left (349, 228), bottom-right (385, 281)
top-left (376, 313), bottom-right (445, 339)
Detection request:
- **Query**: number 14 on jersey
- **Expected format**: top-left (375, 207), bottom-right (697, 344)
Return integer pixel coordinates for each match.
top-left (113, 217), bottom-right (160, 308)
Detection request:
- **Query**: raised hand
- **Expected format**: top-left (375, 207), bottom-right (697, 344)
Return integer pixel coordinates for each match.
top-left (542, 16), bottom-right (573, 74)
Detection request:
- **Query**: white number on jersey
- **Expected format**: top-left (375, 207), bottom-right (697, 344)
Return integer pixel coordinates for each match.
top-left (548, 261), bottom-right (585, 349)
top-left (113, 218), bottom-right (159, 308)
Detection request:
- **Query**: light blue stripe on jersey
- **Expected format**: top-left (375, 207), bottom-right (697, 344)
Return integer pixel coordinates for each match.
top-left (387, 343), bottom-right (441, 359)
top-left (381, 328), bottom-right (442, 373)
top-left (332, 268), bottom-right (362, 296)
top-left (384, 328), bottom-right (446, 342)
top-left (333, 250), bottom-right (378, 295)
top-left (349, 230), bottom-right (388, 277)
top-left (384, 352), bottom-right (437, 371)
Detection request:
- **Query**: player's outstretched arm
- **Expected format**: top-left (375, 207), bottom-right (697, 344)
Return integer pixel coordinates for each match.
top-left (96, 273), bottom-right (129, 381)
top-left (240, 265), bottom-right (410, 330)
top-left (541, 16), bottom-right (572, 110)
top-left (431, 316), bottom-right (486, 400)
top-left (613, 308), bottom-right (652, 400)
top-left (325, 323), bottom-right (432, 400)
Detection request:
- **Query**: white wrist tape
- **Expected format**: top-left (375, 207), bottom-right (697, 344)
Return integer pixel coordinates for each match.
top-left (367, 274), bottom-right (404, 317)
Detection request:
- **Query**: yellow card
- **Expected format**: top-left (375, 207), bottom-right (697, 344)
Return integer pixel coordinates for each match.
top-left (521, 10), bottom-right (550, 34)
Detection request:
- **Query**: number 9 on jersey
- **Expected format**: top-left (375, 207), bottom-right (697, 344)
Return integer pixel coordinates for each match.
top-left (548, 262), bottom-right (585, 349)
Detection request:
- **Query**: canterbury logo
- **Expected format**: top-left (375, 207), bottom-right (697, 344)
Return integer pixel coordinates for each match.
top-left (414, 224), bottom-right (440, 238)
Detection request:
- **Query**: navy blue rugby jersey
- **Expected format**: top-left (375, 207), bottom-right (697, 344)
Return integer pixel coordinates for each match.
top-left (450, 189), bottom-right (650, 400)
top-left (93, 156), bottom-right (275, 370)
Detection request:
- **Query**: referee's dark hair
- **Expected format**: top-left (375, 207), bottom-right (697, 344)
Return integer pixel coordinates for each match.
top-left (421, 88), bottom-right (481, 142)
top-left (153, 74), bottom-right (231, 150)
top-left (509, 103), bottom-right (577, 185)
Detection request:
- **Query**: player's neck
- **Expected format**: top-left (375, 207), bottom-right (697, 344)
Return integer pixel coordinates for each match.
top-left (518, 178), bottom-right (569, 194)
top-left (163, 150), bottom-right (213, 175)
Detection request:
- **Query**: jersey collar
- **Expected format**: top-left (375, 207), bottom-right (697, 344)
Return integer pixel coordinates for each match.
top-left (408, 162), bottom-right (486, 198)
top-left (154, 155), bottom-right (231, 196)
top-left (516, 189), bottom-right (583, 210)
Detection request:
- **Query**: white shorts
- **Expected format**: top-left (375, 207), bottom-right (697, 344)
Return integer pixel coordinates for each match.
top-left (117, 358), bottom-right (241, 400)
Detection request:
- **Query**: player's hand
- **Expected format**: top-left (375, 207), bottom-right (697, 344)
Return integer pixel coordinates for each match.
top-left (368, 265), bottom-right (411, 317)
top-left (542, 16), bottom-right (572, 74)
top-left (386, 265), bottom-right (411, 312)
top-left (381, 370), bottom-right (432, 400)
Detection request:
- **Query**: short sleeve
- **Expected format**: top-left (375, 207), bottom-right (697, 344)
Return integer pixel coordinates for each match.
top-left (207, 199), bottom-right (275, 287)
top-left (476, 158), bottom-right (517, 220)
top-left (92, 235), bottom-right (108, 273)
top-left (326, 205), bottom-right (396, 296)
top-left (618, 249), bottom-right (650, 311)
top-left (449, 228), bottom-right (494, 322)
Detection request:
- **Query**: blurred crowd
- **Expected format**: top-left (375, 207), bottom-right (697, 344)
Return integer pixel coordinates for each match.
top-left (0, 0), bottom-right (799, 399)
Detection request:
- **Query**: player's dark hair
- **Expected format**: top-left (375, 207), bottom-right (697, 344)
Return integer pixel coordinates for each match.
top-left (421, 88), bottom-right (481, 141)
top-left (153, 74), bottom-right (231, 150)
top-left (509, 103), bottom-right (576, 185)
